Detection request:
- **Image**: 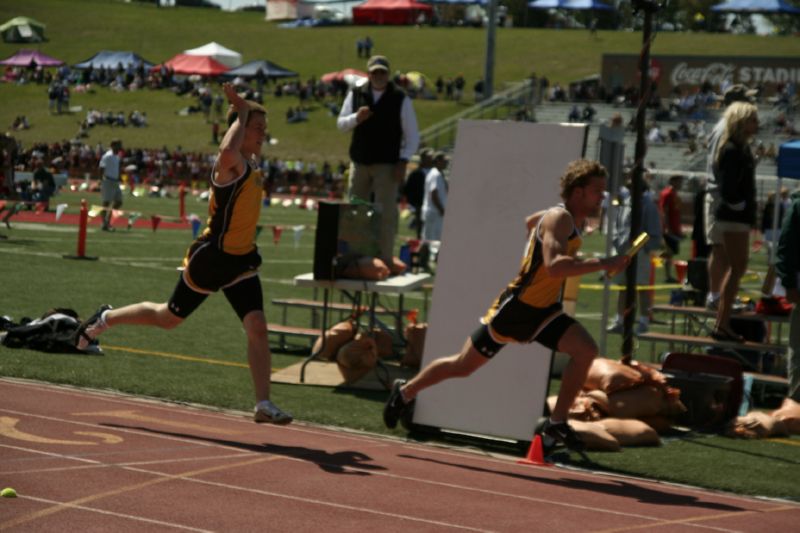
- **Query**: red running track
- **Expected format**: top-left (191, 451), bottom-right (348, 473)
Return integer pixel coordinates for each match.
top-left (1, 378), bottom-right (798, 532)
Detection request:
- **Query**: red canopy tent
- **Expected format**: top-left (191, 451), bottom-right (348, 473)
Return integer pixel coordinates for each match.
top-left (159, 54), bottom-right (229, 76)
top-left (352, 0), bottom-right (433, 25)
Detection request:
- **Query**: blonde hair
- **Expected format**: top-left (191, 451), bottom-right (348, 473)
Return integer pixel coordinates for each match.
top-left (226, 100), bottom-right (267, 127)
top-left (715, 102), bottom-right (758, 164)
top-left (560, 159), bottom-right (607, 201)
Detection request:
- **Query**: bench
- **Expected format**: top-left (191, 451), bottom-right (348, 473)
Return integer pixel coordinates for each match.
top-left (650, 304), bottom-right (789, 351)
top-left (271, 297), bottom-right (394, 326)
top-left (268, 323), bottom-right (319, 351)
top-left (637, 330), bottom-right (786, 373)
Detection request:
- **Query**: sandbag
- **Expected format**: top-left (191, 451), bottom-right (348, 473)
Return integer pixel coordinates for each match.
top-left (311, 319), bottom-right (356, 361)
top-left (584, 390), bottom-right (610, 416)
top-left (569, 420), bottom-right (621, 452)
top-left (370, 328), bottom-right (394, 359)
top-left (337, 256), bottom-right (391, 281)
top-left (402, 323), bottom-right (427, 368)
top-left (638, 415), bottom-right (674, 434)
top-left (388, 256), bottom-right (407, 276)
top-left (630, 361), bottom-right (668, 386)
top-left (336, 334), bottom-right (378, 384)
top-left (600, 418), bottom-right (661, 446)
top-left (606, 385), bottom-right (664, 419)
top-left (660, 386), bottom-right (688, 417)
top-left (726, 411), bottom-right (788, 439)
top-left (563, 391), bottom-right (608, 421)
top-left (771, 398), bottom-right (800, 435)
top-left (584, 358), bottom-right (645, 394)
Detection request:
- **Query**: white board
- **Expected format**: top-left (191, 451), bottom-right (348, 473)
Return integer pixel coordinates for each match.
top-left (413, 120), bottom-right (588, 442)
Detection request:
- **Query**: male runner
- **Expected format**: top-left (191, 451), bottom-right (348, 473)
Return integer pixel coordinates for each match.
top-left (75, 83), bottom-right (291, 425)
top-left (383, 159), bottom-right (629, 450)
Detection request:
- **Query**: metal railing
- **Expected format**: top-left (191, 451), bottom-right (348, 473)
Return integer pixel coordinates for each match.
top-left (419, 79), bottom-right (536, 151)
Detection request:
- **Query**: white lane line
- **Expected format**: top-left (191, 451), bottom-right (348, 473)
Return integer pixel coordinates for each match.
top-left (0, 407), bottom-right (724, 530)
top-left (2, 379), bottom-right (791, 512)
top-left (0, 437), bottom-right (492, 532)
top-left (8, 494), bottom-right (214, 532)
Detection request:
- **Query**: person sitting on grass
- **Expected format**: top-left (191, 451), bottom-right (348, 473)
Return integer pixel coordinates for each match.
top-left (74, 82), bottom-right (292, 426)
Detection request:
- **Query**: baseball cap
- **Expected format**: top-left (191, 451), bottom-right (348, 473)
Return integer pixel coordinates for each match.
top-left (367, 55), bottom-right (390, 73)
top-left (723, 84), bottom-right (758, 106)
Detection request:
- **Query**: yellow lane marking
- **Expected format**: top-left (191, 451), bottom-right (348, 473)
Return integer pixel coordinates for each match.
top-left (594, 505), bottom-right (799, 532)
top-left (103, 345), bottom-right (250, 369)
top-left (767, 437), bottom-right (800, 447)
top-left (72, 410), bottom-right (243, 436)
top-left (0, 456), bottom-right (279, 531)
top-left (73, 432), bottom-right (124, 444)
top-left (0, 417), bottom-right (100, 446)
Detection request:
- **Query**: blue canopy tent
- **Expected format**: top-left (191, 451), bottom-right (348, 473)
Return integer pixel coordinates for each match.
top-left (223, 59), bottom-right (298, 79)
top-left (73, 50), bottom-right (154, 70)
top-left (562, 0), bottom-right (614, 9)
top-left (710, 0), bottom-right (800, 13)
top-left (528, 0), bottom-right (566, 7)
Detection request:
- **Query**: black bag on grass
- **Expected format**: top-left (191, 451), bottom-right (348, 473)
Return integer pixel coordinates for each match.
top-left (0, 308), bottom-right (98, 354)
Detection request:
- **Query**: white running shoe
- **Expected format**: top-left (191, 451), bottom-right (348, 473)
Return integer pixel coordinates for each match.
top-left (254, 400), bottom-right (293, 425)
top-left (75, 305), bottom-right (112, 351)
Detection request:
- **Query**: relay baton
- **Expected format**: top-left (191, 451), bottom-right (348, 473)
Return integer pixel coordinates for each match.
top-left (626, 232), bottom-right (650, 258)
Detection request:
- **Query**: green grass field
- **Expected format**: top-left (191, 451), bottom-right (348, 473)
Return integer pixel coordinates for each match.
top-left (1, 0), bottom-right (799, 161)
top-left (1, 189), bottom-right (798, 501)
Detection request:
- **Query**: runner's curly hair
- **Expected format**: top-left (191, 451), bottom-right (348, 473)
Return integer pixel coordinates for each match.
top-left (559, 159), bottom-right (607, 201)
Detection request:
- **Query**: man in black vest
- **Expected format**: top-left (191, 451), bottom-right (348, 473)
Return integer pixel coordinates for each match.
top-left (337, 55), bottom-right (420, 270)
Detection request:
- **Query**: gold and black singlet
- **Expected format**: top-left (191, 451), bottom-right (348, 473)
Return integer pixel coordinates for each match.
top-left (180, 160), bottom-right (264, 294)
top-left (482, 205), bottom-right (582, 324)
top-left (201, 160), bottom-right (263, 255)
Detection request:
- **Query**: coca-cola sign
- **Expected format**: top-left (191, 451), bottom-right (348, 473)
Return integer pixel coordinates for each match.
top-left (670, 62), bottom-right (737, 87)
top-left (602, 54), bottom-right (799, 97)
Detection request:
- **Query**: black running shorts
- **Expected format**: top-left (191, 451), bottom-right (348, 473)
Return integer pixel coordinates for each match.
top-left (470, 297), bottom-right (577, 358)
top-left (182, 240), bottom-right (262, 293)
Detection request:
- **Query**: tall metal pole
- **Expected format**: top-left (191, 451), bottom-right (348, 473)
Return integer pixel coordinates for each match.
top-left (621, 0), bottom-right (659, 365)
top-left (484, 0), bottom-right (497, 100)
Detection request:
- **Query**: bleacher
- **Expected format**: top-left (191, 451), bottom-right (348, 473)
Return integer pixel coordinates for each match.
top-left (532, 100), bottom-right (791, 192)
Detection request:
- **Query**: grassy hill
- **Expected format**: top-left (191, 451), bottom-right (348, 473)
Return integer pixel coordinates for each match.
top-left (1, 0), bottom-right (798, 162)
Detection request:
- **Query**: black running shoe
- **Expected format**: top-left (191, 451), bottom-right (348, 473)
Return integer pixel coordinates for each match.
top-left (383, 379), bottom-right (412, 429)
top-left (75, 305), bottom-right (112, 351)
top-left (542, 419), bottom-right (585, 452)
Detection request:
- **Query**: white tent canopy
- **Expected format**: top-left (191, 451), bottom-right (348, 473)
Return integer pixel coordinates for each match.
top-left (183, 42), bottom-right (242, 68)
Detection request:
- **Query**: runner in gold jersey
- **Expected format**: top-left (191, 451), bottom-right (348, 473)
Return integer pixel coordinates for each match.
top-left (384, 160), bottom-right (629, 450)
top-left (76, 83), bottom-right (292, 425)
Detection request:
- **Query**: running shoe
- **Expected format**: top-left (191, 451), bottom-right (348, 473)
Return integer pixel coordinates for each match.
top-left (542, 419), bottom-right (586, 452)
top-left (254, 400), bottom-right (293, 425)
top-left (383, 379), bottom-right (413, 429)
top-left (75, 304), bottom-right (112, 351)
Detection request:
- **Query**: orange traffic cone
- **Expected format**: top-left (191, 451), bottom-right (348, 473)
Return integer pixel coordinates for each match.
top-left (518, 435), bottom-right (551, 467)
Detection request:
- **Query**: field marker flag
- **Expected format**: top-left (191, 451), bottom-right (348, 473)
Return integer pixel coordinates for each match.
top-left (271, 225), bottom-right (282, 245)
top-left (292, 225), bottom-right (304, 248)
top-left (189, 214), bottom-right (202, 238)
top-left (127, 212), bottom-right (141, 230)
top-left (151, 215), bottom-right (161, 232)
